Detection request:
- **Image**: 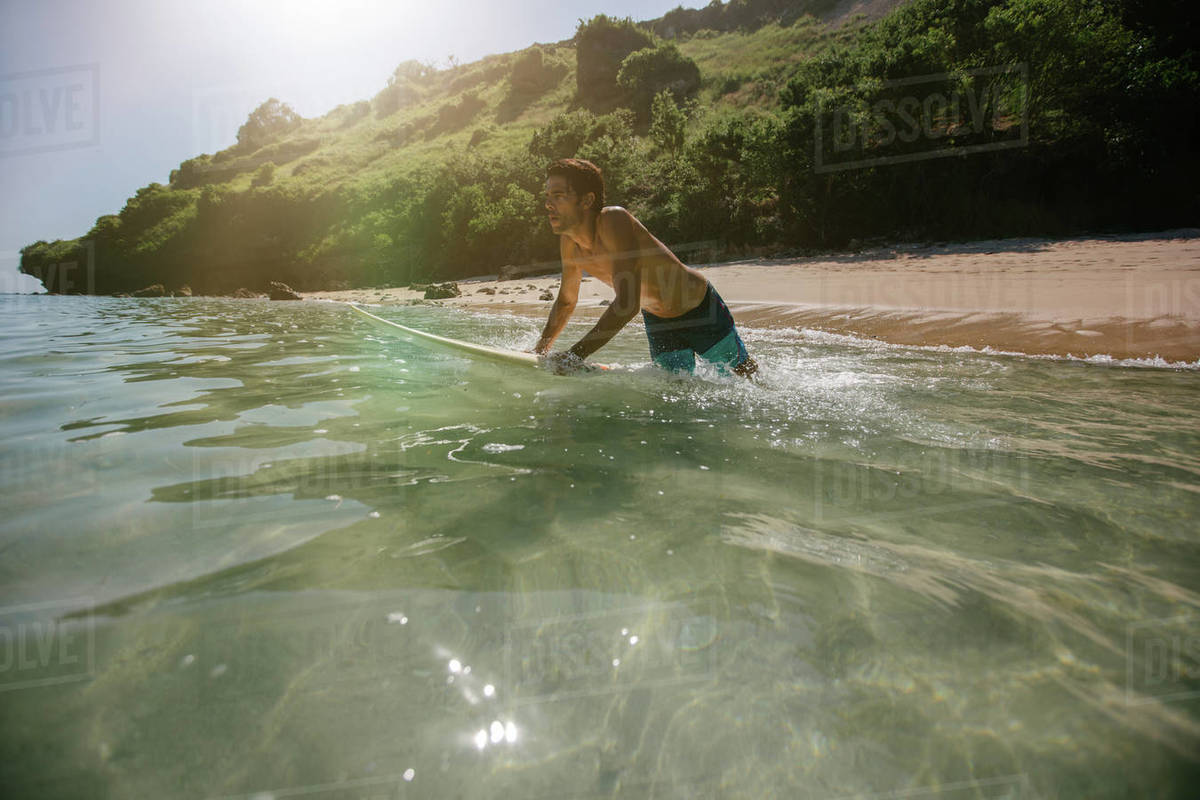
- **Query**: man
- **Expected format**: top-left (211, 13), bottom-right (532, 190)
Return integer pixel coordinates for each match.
top-left (533, 158), bottom-right (757, 378)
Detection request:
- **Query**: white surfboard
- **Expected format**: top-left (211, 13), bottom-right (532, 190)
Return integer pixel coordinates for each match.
top-left (350, 303), bottom-right (542, 367)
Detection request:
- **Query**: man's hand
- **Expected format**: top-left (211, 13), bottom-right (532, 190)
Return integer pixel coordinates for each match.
top-left (539, 350), bottom-right (590, 375)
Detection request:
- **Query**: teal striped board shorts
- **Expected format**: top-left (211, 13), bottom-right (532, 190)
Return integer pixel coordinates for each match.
top-left (641, 283), bottom-right (753, 374)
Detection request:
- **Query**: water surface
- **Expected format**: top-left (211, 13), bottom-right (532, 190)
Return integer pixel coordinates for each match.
top-left (1, 295), bottom-right (1198, 798)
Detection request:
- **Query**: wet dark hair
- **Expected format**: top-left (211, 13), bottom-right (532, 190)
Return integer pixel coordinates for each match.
top-left (546, 158), bottom-right (606, 209)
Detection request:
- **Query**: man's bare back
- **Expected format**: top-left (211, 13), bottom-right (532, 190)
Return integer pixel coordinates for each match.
top-left (561, 207), bottom-right (708, 318)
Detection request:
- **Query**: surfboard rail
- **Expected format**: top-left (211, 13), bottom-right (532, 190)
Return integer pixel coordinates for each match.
top-left (350, 303), bottom-right (541, 367)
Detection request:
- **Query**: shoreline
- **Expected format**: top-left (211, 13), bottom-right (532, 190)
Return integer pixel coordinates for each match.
top-left (302, 229), bottom-right (1200, 363)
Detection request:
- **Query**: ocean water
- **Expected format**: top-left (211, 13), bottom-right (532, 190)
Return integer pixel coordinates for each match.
top-left (1, 294), bottom-right (1197, 799)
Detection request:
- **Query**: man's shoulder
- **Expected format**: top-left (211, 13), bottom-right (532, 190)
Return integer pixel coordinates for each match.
top-left (599, 205), bottom-right (633, 220)
top-left (597, 206), bottom-right (639, 235)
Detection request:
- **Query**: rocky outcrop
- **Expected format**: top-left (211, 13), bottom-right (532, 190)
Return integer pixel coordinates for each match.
top-left (267, 281), bottom-right (303, 301)
top-left (423, 282), bottom-right (460, 299)
top-left (230, 287), bottom-right (264, 298)
top-left (129, 283), bottom-right (194, 298)
top-left (499, 263), bottom-right (559, 281)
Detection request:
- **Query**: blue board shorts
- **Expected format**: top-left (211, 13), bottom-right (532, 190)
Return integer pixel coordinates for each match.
top-left (641, 283), bottom-right (753, 374)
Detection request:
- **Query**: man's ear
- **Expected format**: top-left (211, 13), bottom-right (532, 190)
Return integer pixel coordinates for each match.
top-left (582, 191), bottom-right (595, 210)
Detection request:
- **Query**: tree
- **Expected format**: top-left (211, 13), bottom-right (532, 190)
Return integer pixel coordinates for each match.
top-left (649, 90), bottom-right (688, 159)
top-left (575, 15), bottom-right (658, 109)
top-left (236, 98), bottom-right (301, 152)
top-left (617, 42), bottom-right (701, 120)
top-left (390, 59), bottom-right (436, 85)
top-left (528, 110), bottom-right (600, 160)
top-left (374, 60), bottom-right (435, 117)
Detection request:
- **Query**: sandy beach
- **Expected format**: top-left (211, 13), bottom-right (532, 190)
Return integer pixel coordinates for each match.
top-left (301, 229), bottom-right (1200, 363)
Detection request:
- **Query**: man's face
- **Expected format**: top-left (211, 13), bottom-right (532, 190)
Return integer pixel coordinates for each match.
top-left (544, 175), bottom-right (589, 235)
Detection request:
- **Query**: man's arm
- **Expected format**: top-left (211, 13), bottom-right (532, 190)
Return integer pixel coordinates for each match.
top-left (566, 210), bottom-right (641, 361)
top-left (533, 242), bottom-right (581, 355)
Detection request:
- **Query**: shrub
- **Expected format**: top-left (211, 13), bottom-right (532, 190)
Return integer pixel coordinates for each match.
top-left (118, 183), bottom-right (194, 231)
top-left (430, 92), bottom-right (487, 136)
top-left (468, 125), bottom-right (496, 148)
top-left (170, 154), bottom-right (213, 189)
top-left (339, 101), bottom-right (370, 128)
top-left (373, 60), bottom-right (434, 117)
top-left (236, 98), bottom-right (302, 152)
top-left (291, 156), bottom-right (330, 177)
top-left (498, 47), bottom-right (571, 122)
top-left (198, 185), bottom-right (233, 216)
top-left (251, 163), bottom-right (276, 187)
top-left (617, 42), bottom-right (701, 119)
top-left (649, 90), bottom-right (689, 158)
top-left (446, 55), bottom-right (512, 95)
top-left (528, 110), bottom-right (600, 160)
top-left (255, 136), bottom-right (321, 165)
top-left (575, 15), bottom-right (657, 109)
top-left (509, 47), bottom-right (568, 97)
top-left (528, 108), bottom-right (640, 203)
top-left (374, 83), bottom-right (421, 117)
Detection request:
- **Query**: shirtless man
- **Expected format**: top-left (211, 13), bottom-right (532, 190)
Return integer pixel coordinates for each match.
top-left (533, 158), bottom-right (757, 377)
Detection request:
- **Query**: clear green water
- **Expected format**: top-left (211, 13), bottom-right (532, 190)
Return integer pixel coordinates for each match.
top-left (1, 295), bottom-right (1198, 799)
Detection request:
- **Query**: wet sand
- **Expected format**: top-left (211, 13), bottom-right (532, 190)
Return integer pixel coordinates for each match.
top-left (301, 230), bottom-right (1200, 363)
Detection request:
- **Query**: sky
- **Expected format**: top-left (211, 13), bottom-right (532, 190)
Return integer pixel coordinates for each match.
top-left (0, 0), bottom-right (693, 292)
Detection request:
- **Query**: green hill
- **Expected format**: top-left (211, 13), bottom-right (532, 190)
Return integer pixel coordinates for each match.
top-left (20, 0), bottom-right (1199, 295)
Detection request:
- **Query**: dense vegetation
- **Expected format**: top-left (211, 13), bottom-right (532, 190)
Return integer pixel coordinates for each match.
top-left (20, 0), bottom-right (1199, 295)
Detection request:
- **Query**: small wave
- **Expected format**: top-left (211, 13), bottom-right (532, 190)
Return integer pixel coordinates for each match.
top-left (481, 443), bottom-right (525, 454)
top-left (744, 326), bottom-right (1200, 370)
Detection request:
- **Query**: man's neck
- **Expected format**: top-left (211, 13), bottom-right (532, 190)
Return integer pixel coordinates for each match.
top-left (564, 212), bottom-right (599, 252)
